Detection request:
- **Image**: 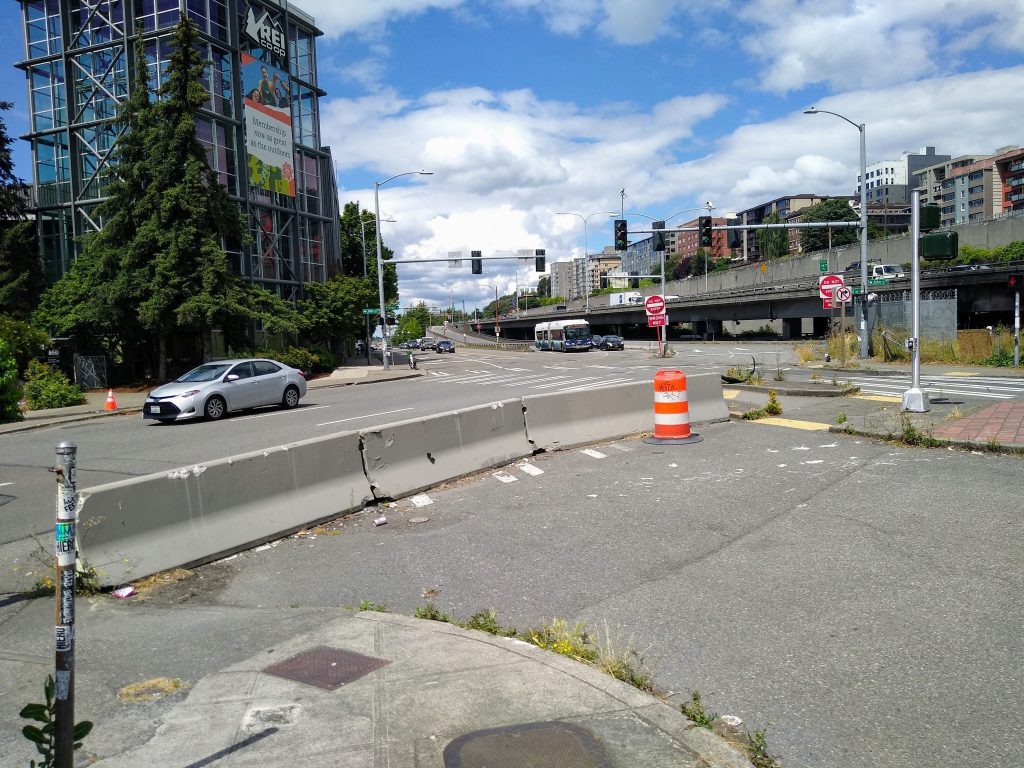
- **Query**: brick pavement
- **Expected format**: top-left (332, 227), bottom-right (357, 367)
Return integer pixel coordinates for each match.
top-left (931, 401), bottom-right (1024, 447)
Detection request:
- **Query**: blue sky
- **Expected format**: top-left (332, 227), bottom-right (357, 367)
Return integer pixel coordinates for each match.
top-left (2, 0), bottom-right (1024, 311)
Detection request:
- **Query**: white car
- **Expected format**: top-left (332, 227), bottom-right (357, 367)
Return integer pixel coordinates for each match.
top-left (870, 264), bottom-right (906, 280)
top-left (143, 359), bottom-right (307, 423)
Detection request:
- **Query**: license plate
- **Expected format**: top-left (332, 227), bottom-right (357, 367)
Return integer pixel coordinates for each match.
top-left (150, 405), bottom-right (161, 414)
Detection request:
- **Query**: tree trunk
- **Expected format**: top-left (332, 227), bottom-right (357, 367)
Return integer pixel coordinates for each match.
top-left (157, 333), bottom-right (167, 382)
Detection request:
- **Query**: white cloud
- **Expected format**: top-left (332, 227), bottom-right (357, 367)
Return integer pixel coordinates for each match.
top-left (324, 65), bottom-right (1024, 309)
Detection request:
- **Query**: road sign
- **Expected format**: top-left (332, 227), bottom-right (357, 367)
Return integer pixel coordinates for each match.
top-left (835, 286), bottom-right (853, 303)
top-left (647, 314), bottom-right (667, 328)
top-left (819, 259), bottom-right (828, 273)
top-left (645, 295), bottom-right (665, 315)
top-left (819, 274), bottom-right (845, 300)
top-left (386, 304), bottom-right (400, 311)
top-left (362, 308), bottom-right (381, 315)
top-left (868, 278), bottom-right (890, 286)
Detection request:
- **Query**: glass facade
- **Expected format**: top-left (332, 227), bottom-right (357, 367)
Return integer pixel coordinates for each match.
top-left (17, 0), bottom-right (340, 301)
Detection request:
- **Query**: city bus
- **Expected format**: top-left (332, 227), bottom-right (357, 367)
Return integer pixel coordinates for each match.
top-left (534, 319), bottom-right (592, 352)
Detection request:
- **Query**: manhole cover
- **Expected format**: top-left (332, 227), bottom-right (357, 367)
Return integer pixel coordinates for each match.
top-left (262, 646), bottom-right (389, 691)
top-left (443, 721), bottom-right (610, 768)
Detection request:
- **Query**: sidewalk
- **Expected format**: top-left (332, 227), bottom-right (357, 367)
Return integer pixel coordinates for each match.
top-left (84, 611), bottom-right (752, 768)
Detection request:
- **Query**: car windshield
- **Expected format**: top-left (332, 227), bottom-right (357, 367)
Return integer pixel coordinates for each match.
top-left (605, 336), bottom-right (621, 341)
top-left (176, 364), bottom-right (231, 383)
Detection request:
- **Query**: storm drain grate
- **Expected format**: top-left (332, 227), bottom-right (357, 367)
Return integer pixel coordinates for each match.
top-left (443, 721), bottom-right (611, 768)
top-left (262, 646), bottom-right (390, 691)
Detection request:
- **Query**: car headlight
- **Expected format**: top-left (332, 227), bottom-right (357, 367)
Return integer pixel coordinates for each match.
top-left (179, 389), bottom-right (202, 398)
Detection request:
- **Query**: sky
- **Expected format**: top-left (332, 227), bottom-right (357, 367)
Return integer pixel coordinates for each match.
top-left (2, 0), bottom-right (1024, 311)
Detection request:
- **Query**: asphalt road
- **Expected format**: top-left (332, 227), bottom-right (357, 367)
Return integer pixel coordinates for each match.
top-left (1, 403), bottom-right (1019, 768)
top-left (0, 342), bottom-right (797, 548)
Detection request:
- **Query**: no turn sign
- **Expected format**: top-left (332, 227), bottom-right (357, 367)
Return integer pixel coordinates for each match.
top-left (645, 295), bottom-right (665, 315)
top-left (835, 286), bottom-right (853, 303)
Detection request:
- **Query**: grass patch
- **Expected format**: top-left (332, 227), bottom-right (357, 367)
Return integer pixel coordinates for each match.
top-left (743, 390), bottom-right (783, 420)
top-left (679, 690), bottom-right (716, 729)
top-left (359, 600), bottom-right (389, 612)
top-left (118, 677), bottom-right (186, 702)
top-left (793, 342), bottom-right (819, 364)
top-left (891, 413), bottom-right (942, 447)
top-left (836, 411), bottom-right (847, 425)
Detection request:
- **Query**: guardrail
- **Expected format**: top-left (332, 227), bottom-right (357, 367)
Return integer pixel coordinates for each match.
top-left (77, 375), bottom-right (728, 587)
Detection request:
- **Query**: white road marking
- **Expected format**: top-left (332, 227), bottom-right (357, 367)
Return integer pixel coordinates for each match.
top-left (580, 448), bottom-right (607, 459)
top-left (519, 463), bottom-right (544, 476)
top-left (236, 404), bottom-right (330, 421)
top-left (493, 472), bottom-right (517, 483)
top-left (530, 377), bottom-right (600, 389)
top-left (316, 407), bottom-right (415, 427)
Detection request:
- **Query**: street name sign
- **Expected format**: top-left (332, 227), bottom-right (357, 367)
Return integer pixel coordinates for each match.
top-left (362, 308), bottom-right (380, 315)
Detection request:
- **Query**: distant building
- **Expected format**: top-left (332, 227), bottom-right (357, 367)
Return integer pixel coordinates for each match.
top-left (859, 147), bottom-right (950, 206)
top-left (674, 216), bottom-right (731, 261)
top-left (914, 149), bottom-right (1018, 226)
top-left (992, 146), bottom-right (1024, 215)
top-left (733, 195), bottom-right (832, 261)
top-left (550, 260), bottom-right (574, 300)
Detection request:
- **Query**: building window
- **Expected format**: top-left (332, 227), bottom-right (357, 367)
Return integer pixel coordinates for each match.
top-left (198, 43), bottom-right (234, 117)
top-left (250, 208), bottom-right (294, 283)
top-left (298, 218), bottom-right (323, 283)
top-left (30, 62), bottom-right (67, 132)
top-left (291, 83), bottom-right (318, 148)
top-left (196, 117), bottom-right (238, 194)
top-left (289, 27), bottom-right (315, 84)
top-left (25, 0), bottom-right (63, 58)
top-left (186, 0), bottom-right (229, 42)
top-left (134, 0), bottom-right (180, 34)
top-left (296, 151), bottom-right (319, 215)
top-left (144, 36), bottom-right (175, 91)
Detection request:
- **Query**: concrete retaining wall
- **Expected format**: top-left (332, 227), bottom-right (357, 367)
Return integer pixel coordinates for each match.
top-left (78, 378), bottom-right (728, 586)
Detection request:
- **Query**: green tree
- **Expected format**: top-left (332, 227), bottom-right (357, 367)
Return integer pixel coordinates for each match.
top-left (0, 315), bottom-right (48, 374)
top-left (800, 198), bottom-right (858, 254)
top-left (0, 221), bottom-right (43, 319)
top-left (0, 338), bottom-right (23, 423)
top-left (0, 101), bottom-right (27, 221)
top-left (338, 202), bottom-right (397, 301)
top-left (297, 276), bottom-right (377, 349)
top-left (690, 249), bottom-right (711, 278)
top-left (536, 275), bottom-right (550, 298)
top-left (392, 313), bottom-right (424, 344)
top-left (757, 211), bottom-right (789, 260)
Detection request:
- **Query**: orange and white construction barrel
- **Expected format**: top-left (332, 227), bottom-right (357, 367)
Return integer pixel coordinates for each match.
top-left (642, 369), bottom-right (702, 444)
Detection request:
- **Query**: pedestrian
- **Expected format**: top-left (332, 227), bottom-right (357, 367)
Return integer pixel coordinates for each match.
top-left (355, 339), bottom-right (364, 356)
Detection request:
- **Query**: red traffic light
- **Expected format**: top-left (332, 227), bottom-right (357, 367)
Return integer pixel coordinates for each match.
top-left (1010, 274), bottom-right (1023, 290)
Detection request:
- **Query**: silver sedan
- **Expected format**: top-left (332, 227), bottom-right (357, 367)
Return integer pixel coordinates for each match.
top-left (143, 358), bottom-right (307, 423)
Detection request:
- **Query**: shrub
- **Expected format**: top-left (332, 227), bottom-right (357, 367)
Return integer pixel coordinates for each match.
top-left (22, 360), bottom-right (86, 410)
top-left (0, 315), bottom-right (48, 375)
top-left (270, 346), bottom-right (319, 373)
top-left (0, 339), bottom-right (23, 423)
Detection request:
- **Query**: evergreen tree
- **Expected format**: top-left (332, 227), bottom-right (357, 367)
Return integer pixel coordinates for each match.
top-left (0, 101), bottom-right (27, 221)
top-left (0, 222), bottom-right (43, 319)
top-left (337, 202), bottom-right (397, 299)
top-left (799, 198), bottom-right (858, 254)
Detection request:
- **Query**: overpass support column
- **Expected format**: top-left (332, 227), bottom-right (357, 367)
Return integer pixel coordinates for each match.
top-left (812, 317), bottom-right (830, 338)
top-left (704, 319), bottom-right (722, 340)
top-left (781, 317), bottom-right (802, 340)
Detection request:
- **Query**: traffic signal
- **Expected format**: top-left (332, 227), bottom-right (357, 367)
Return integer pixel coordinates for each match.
top-left (533, 248), bottom-right (546, 272)
top-left (919, 231), bottom-right (958, 260)
top-left (920, 204), bottom-right (941, 232)
top-left (652, 231), bottom-right (665, 252)
top-left (614, 219), bottom-right (628, 251)
top-left (471, 250), bottom-right (482, 275)
top-left (630, 272), bottom-right (639, 289)
top-left (1010, 274), bottom-right (1024, 290)
top-left (698, 216), bottom-right (712, 248)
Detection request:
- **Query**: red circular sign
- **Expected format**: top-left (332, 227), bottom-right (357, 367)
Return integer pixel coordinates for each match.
top-left (819, 274), bottom-right (844, 299)
top-left (645, 295), bottom-right (666, 315)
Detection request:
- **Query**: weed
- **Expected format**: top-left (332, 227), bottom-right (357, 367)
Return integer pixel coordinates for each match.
top-left (742, 407), bottom-right (767, 420)
top-left (724, 365), bottom-right (747, 381)
top-left (748, 371), bottom-right (765, 385)
top-left (592, 623), bottom-right (655, 693)
top-left (809, 372), bottom-right (822, 382)
top-left (118, 677), bottom-right (184, 702)
top-left (462, 608), bottom-right (517, 637)
top-left (793, 342), bottom-right (818, 364)
top-left (358, 600), bottom-right (389, 612)
top-left (414, 603), bottom-right (452, 623)
top-left (836, 411), bottom-right (847, 425)
top-left (945, 407), bottom-right (963, 421)
top-left (679, 690), bottom-right (716, 729)
top-left (764, 390), bottom-right (783, 416)
top-left (748, 726), bottom-right (781, 768)
top-left (20, 675), bottom-right (93, 767)
top-left (897, 413), bottom-right (941, 447)
top-left (773, 367), bottom-right (785, 382)
top-left (526, 618), bottom-right (598, 663)
top-left (985, 438), bottom-right (1001, 453)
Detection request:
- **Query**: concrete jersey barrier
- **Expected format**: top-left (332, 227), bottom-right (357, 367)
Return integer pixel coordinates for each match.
top-left (78, 431), bottom-right (371, 587)
top-left (361, 399), bottom-right (532, 500)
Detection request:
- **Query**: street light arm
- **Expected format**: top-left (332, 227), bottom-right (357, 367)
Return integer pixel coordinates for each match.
top-left (804, 108), bottom-right (863, 132)
top-left (376, 170), bottom-right (433, 189)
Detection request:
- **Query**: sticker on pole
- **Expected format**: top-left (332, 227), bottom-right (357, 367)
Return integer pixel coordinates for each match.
top-left (819, 274), bottom-right (845, 300)
top-left (644, 295), bottom-right (665, 316)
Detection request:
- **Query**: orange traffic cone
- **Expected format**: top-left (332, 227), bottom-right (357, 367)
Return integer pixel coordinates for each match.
top-left (104, 389), bottom-right (118, 411)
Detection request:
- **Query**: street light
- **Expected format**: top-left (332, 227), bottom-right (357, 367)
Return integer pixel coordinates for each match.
top-left (359, 210), bottom-right (394, 363)
top-left (375, 170), bottom-right (432, 370)
top-left (556, 211), bottom-right (617, 313)
top-left (804, 107), bottom-right (869, 359)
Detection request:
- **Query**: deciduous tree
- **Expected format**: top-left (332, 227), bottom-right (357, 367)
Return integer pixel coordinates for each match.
top-left (800, 198), bottom-right (858, 254)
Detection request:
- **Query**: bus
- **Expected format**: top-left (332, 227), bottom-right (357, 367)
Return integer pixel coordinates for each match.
top-left (534, 319), bottom-right (592, 352)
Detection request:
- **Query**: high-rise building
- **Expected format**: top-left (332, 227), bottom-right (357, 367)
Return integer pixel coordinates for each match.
top-left (859, 147), bottom-right (950, 206)
top-left (17, 0), bottom-right (340, 299)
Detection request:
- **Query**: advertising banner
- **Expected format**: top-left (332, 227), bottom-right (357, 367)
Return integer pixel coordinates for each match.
top-left (241, 53), bottom-right (295, 196)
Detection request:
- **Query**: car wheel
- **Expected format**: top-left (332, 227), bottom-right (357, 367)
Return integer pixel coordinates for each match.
top-left (281, 385), bottom-right (300, 410)
top-left (204, 395), bottom-right (227, 421)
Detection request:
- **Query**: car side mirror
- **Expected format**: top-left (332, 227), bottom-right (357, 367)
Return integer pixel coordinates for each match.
top-left (225, 374), bottom-right (239, 382)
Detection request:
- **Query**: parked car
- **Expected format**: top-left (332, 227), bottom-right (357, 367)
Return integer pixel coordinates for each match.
top-left (405, 339), bottom-right (420, 349)
top-left (591, 335), bottom-right (604, 347)
top-left (143, 358), bottom-right (307, 423)
top-left (419, 337), bottom-right (437, 350)
top-left (436, 340), bottom-right (456, 353)
top-left (949, 263), bottom-right (992, 272)
top-left (844, 260), bottom-right (866, 272)
top-left (599, 335), bottom-right (624, 350)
